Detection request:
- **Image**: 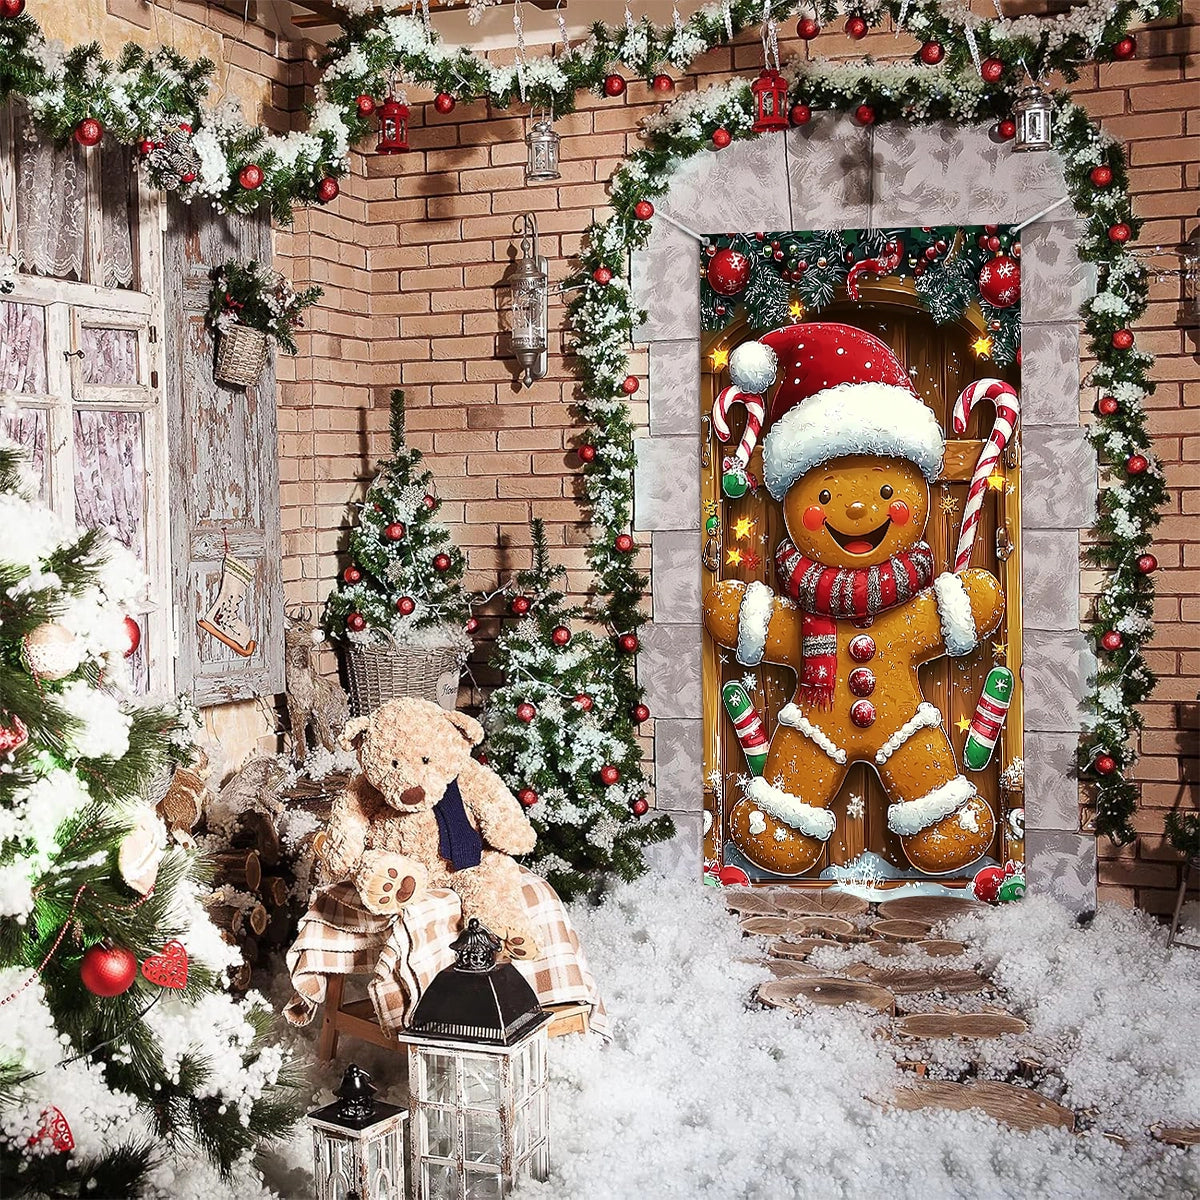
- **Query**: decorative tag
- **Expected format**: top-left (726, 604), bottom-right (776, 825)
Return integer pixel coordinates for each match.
top-left (28, 1107), bottom-right (74, 1153)
top-left (141, 940), bottom-right (189, 989)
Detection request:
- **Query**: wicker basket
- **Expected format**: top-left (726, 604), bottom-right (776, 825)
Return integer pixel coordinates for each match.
top-left (343, 632), bottom-right (465, 716)
top-left (214, 324), bottom-right (270, 387)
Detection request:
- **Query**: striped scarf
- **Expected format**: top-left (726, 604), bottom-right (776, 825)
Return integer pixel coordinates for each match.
top-left (775, 538), bottom-right (936, 709)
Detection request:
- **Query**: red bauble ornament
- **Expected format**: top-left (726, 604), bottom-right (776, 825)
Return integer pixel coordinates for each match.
top-left (1098, 395), bottom-right (1119, 416)
top-left (1126, 454), bottom-right (1149, 475)
top-left (0, 0), bottom-right (26, 15)
top-left (711, 127), bottom-right (732, 149)
top-left (238, 163), bottom-right (264, 190)
top-left (790, 103), bottom-right (812, 126)
top-left (396, 597), bottom-right (416, 615)
top-left (845, 15), bottom-right (868, 39)
top-left (433, 553), bottom-right (451, 571)
top-left (1100, 630), bottom-right (1124, 652)
top-left (980, 57), bottom-right (1005, 83)
top-left (706, 247), bottom-right (753, 296)
top-left (604, 73), bottom-right (627, 97)
top-left (28, 1106), bottom-right (73, 1153)
top-left (578, 442), bottom-right (597, 463)
top-left (356, 94), bottom-right (377, 117)
top-left (1090, 165), bottom-right (1114, 187)
top-left (599, 765), bottom-right (620, 786)
top-left (1112, 328), bottom-right (1134, 350)
top-left (122, 615), bottom-right (141, 658)
top-left (853, 104), bottom-right (875, 126)
top-left (574, 693), bottom-right (594, 711)
top-left (1094, 753), bottom-right (1117, 776)
top-left (343, 565), bottom-right (362, 584)
top-left (516, 702), bottom-right (537, 724)
top-left (651, 73), bottom-right (675, 93)
top-left (518, 788), bottom-right (538, 808)
top-left (618, 633), bottom-right (639, 653)
top-left (137, 137), bottom-right (154, 156)
top-left (422, 493), bottom-right (437, 510)
top-left (987, 234), bottom-right (1002, 252)
top-left (1113, 36), bottom-right (1136, 59)
top-left (592, 266), bottom-right (613, 285)
top-left (797, 17), bottom-right (820, 39)
top-left (1137, 553), bottom-right (1158, 574)
top-left (614, 533), bottom-right (634, 553)
top-left (972, 865), bottom-right (1005, 904)
top-left (1108, 222), bottom-right (1132, 244)
top-left (346, 612), bottom-right (367, 631)
top-left (74, 118), bottom-right (103, 147)
top-left (465, 616), bottom-right (479, 633)
top-left (384, 522), bottom-right (407, 541)
top-left (633, 200), bottom-right (654, 220)
top-left (551, 625), bottom-right (572, 646)
top-left (511, 595), bottom-right (531, 615)
top-left (631, 703), bottom-right (650, 723)
top-left (630, 797), bottom-right (650, 817)
top-left (317, 177), bottom-right (340, 203)
top-left (434, 92), bottom-right (456, 114)
top-left (978, 254), bottom-right (1021, 308)
top-left (919, 41), bottom-right (944, 65)
top-left (996, 118), bottom-right (1017, 141)
top-left (141, 940), bottom-right (188, 989)
top-left (0, 714), bottom-right (28, 755)
top-left (80, 943), bottom-right (138, 996)
top-left (621, 375), bottom-right (639, 395)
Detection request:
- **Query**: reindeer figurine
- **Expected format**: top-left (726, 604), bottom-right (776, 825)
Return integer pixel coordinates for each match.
top-left (284, 609), bottom-right (350, 764)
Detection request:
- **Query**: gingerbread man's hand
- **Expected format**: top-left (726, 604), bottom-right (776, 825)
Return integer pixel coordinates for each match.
top-left (899, 569), bottom-right (1005, 661)
top-left (354, 851), bottom-right (428, 916)
top-left (703, 580), bottom-right (801, 670)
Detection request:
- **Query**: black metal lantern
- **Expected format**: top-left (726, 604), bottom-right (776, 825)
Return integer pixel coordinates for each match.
top-left (377, 95), bottom-right (410, 154)
top-left (751, 68), bottom-right (790, 133)
top-left (525, 109), bottom-right (561, 183)
top-left (1013, 83), bottom-right (1053, 152)
top-left (509, 214), bottom-right (549, 388)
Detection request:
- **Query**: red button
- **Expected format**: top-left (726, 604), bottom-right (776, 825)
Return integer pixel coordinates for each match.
top-left (850, 700), bottom-right (877, 728)
top-left (848, 667), bottom-right (875, 697)
top-left (848, 635), bottom-right (876, 663)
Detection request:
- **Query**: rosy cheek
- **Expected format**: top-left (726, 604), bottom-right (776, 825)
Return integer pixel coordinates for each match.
top-left (888, 500), bottom-right (911, 526)
top-left (802, 505), bottom-right (825, 531)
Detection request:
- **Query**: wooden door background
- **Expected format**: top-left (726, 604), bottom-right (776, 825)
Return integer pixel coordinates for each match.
top-left (700, 281), bottom-right (1023, 884)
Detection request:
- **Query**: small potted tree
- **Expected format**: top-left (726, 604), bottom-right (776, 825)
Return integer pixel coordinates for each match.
top-left (207, 259), bottom-right (322, 387)
top-left (323, 391), bottom-right (472, 714)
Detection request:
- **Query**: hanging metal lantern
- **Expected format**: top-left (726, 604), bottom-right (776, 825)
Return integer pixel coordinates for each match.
top-left (377, 95), bottom-right (410, 154)
top-left (751, 68), bottom-right (790, 133)
top-left (400, 919), bottom-right (553, 1199)
top-left (1012, 84), bottom-right (1053, 152)
top-left (1180, 229), bottom-right (1200, 326)
top-left (509, 214), bottom-right (548, 388)
top-left (525, 109), bottom-right (560, 183)
top-left (308, 1064), bottom-right (407, 1200)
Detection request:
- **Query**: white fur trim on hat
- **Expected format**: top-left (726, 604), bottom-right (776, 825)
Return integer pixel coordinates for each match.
top-left (934, 572), bottom-right (978, 657)
top-left (776, 702), bottom-right (847, 764)
top-left (736, 581), bottom-right (775, 666)
top-left (744, 776), bottom-right (836, 842)
top-left (887, 775), bottom-right (976, 837)
top-left (762, 381), bottom-right (945, 500)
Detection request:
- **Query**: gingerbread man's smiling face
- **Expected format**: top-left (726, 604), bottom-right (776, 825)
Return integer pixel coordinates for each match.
top-left (781, 454), bottom-right (930, 569)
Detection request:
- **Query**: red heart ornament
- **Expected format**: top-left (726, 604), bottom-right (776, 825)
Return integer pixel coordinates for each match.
top-left (29, 1106), bottom-right (74, 1153)
top-left (141, 940), bottom-right (188, 989)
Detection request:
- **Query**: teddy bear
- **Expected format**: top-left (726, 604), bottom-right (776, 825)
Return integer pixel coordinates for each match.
top-left (703, 323), bottom-right (1005, 878)
top-left (319, 696), bottom-right (541, 960)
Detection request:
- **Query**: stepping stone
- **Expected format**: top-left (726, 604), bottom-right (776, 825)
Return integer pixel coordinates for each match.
top-left (763, 958), bottom-right (821, 979)
top-left (865, 940), bottom-right (910, 958)
top-left (783, 916), bottom-right (857, 941)
top-left (871, 919), bottom-right (934, 943)
top-left (768, 937), bottom-right (836, 960)
top-left (1152, 1126), bottom-right (1200, 1148)
top-left (758, 976), bottom-right (895, 1015)
top-left (877, 895), bottom-right (980, 922)
top-left (893, 1080), bottom-right (1075, 1132)
top-left (915, 939), bottom-right (968, 957)
top-left (771, 891), bottom-right (869, 918)
top-left (855, 966), bottom-right (989, 995)
top-left (893, 1011), bottom-right (1028, 1039)
top-left (740, 915), bottom-right (802, 937)
top-left (725, 889), bottom-right (781, 916)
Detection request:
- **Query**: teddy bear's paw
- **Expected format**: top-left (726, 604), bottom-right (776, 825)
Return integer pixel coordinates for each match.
top-left (501, 930), bottom-right (541, 962)
top-left (356, 854), bottom-right (428, 916)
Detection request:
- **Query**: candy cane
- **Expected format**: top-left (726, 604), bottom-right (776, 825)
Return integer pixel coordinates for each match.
top-left (712, 385), bottom-right (766, 469)
top-left (951, 378), bottom-right (1021, 573)
top-left (846, 238), bottom-right (903, 301)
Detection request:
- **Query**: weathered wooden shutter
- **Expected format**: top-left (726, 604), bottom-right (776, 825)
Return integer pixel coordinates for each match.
top-left (163, 198), bottom-right (283, 704)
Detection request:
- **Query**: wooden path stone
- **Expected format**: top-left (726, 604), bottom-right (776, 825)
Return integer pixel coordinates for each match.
top-left (724, 890), bottom-right (780, 917)
top-left (1152, 1126), bottom-right (1200, 1148)
top-left (877, 895), bottom-right (980, 923)
top-left (768, 937), bottom-right (833, 960)
top-left (894, 1080), bottom-right (1074, 1133)
top-left (871, 919), bottom-right (935, 943)
top-left (771, 891), bottom-right (870, 918)
top-left (762, 958), bottom-right (821, 979)
top-left (740, 915), bottom-right (804, 937)
top-left (784, 916), bottom-right (857, 941)
top-left (758, 976), bottom-right (895, 1015)
top-left (915, 939), bottom-right (968, 957)
top-left (894, 1011), bottom-right (1028, 1039)
top-left (851, 965), bottom-right (989, 995)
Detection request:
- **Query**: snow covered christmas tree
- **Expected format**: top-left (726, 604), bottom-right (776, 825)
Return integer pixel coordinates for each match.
top-left (484, 520), bottom-right (673, 900)
top-left (324, 390), bottom-right (471, 651)
top-left (0, 444), bottom-right (296, 1198)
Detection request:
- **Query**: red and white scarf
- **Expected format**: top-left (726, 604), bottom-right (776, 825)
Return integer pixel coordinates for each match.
top-left (775, 538), bottom-right (936, 709)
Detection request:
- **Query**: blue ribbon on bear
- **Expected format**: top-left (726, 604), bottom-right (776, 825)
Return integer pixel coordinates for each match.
top-left (433, 778), bottom-right (482, 871)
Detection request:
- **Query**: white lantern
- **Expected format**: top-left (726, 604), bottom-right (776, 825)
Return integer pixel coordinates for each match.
top-left (401, 919), bottom-right (552, 1199)
top-left (1013, 84), bottom-right (1054, 152)
top-left (308, 1064), bottom-right (407, 1200)
top-left (509, 214), bottom-right (548, 388)
top-left (525, 109), bottom-right (560, 183)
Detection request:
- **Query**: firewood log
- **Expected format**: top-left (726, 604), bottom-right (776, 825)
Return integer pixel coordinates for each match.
top-left (210, 849), bottom-right (262, 893)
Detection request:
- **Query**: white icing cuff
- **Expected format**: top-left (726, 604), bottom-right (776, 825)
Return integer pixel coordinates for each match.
top-left (934, 572), bottom-right (978, 657)
top-left (744, 777), bottom-right (836, 842)
top-left (887, 776), bottom-right (976, 837)
top-left (777, 703), bottom-right (847, 764)
top-left (875, 703), bottom-right (943, 765)
top-left (736, 581), bottom-right (775, 666)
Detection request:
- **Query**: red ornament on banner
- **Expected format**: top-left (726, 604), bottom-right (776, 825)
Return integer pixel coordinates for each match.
top-left (0, 0), bottom-right (26, 16)
top-left (516, 702), bottom-right (537, 724)
top-left (356, 94), bottom-right (377, 117)
top-left (142, 940), bottom-right (188, 989)
top-left (1112, 329), bottom-right (1134, 350)
top-left (592, 266), bottom-right (613, 285)
top-left (980, 57), bottom-right (1005, 83)
top-left (511, 595), bottom-right (531, 615)
top-left (1137, 553), bottom-right (1158, 574)
top-left (706, 247), bottom-right (753, 296)
top-left (603, 73), bottom-right (626, 97)
top-left (853, 104), bottom-right (875, 126)
top-left (1108, 222), bottom-right (1132, 244)
top-left (28, 1107), bottom-right (74, 1153)
top-left (790, 103), bottom-right (812, 126)
top-left (797, 17), bottom-right (820, 39)
top-left (631, 703), bottom-right (650, 723)
top-left (614, 533), bottom-right (634, 553)
top-left (978, 255), bottom-right (1021, 308)
top-left (1090, 165), bottom-right (1114, 187)
top-left (80, 943), bottom-right (138, 996)
top-left (317, 177), bottom-right (340, 203)
top-left (518, 788), bottom-right (538, 808)
top-left (633, 200), bottom-right (654, 220)
top-left (717, 864), bottom-right (750, 886)
top-left (630, 797), bottom-right (650, 816)
top-left (122, 615), bottom-right (142, 658)
top-left (972, 865), bottom-right (1005, 903)
top-left (845, 15), bottom-right (868, 39)
top-left (599, 765), bottom-right (620, 786)
top-left (711, 127), bottom-right (732, 149)
top-left (996, 118), bottom-right (1017, 141)
top-left (396, 597), bottom-right (416, 615)
top-left (919, 41), bottom-right (945, 65)
top-left (0, 714), bottom-right (28, 755)
top-left (1100, 630), bottom-right (1124, 652)
top-left (651, 73), bottom-right (675, 93)
top-left (347, 612), bottom-right (367, 631)
top-left (618, 633), bottom-right (639, 653)
top-left (433, 553), bottom-right (451, 571)
top-left (74, 118), bottom-right (103, 147)
top-left (1126, 454), bottom-right (1149, 475)
top-left (384, 522), bottom-right (406, 540)
top-left (433, 92), bottom-right (456, 114)
top-left (1094, 753), bottom-right (1117, 776)
top-left (551, 625), bottom-right (571, 646)
top-left (238, 163), bottom-right (264, 189)
top-left (1113, 36), bottom-right (1136, 59)
top-left (578, 443), bottom-right (597, 463)
top-left (621, 375), bottom-right (639, 395)
top-left (1097, 395), bottom-right (1119, 416)
top-left (574, 693), bottom-right (594, 712)
top-left (343, 565), bottom-right (362, 584)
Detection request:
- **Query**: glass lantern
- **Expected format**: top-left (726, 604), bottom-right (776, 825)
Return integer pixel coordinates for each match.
top-left (401, 919), bottom-right (553, 1199)
top-left (525, 110), bottom-right (560, 183)
top-left (308, 1064), bottom-right (407, 1200)
top-left (377, 95), bottom-right (410, 154)
top-left (509, 214), bottom-right (548, 388)
top-left (1012, 84), bottom-right (1053, 152)
top-left (1179, 230), bottom-right (1200, 326)
top-left (751, 68), bottom-right (789, 133)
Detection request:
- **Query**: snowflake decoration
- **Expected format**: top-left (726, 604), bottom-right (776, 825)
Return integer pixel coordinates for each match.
top-left (939, 490), bottom-right (959, 515)
top-left (845, 793), bottom-right (865, 820)
top-left (741, 673), bottom-right (758, 694)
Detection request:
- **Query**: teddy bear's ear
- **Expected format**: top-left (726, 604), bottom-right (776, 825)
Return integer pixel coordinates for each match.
top-left (442, 708), bottom-right (484, 747)
top-left (339, 716), bottom-right (372, 753)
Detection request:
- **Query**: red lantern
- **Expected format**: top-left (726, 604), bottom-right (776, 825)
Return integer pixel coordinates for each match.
top-left (397, 596), bottom-right (416, 615)
top-left (121, 615), bottom-right (141, 658)
top-left (600, 765), bottom-right (620, 786)
top-left (711, 127), bottom-right (732, 149)
top-left (74, 118), bottom-right (104, 147)
top-left (651, 73), bottom-right (674, 93)
top-left (845, 15), bottom-right (868, 39)
top-left (376, 96), bottom-right (410, 154)
top-left (317, 177), bottom-right (340, 203)
top-left (790, 103), bottom-right (812, 126)
top-left (751, 68), bottom-right (789, 134)
top-left (434, 92), bottom-right (456, 114)
top-left (343, 565), bottom-right (363, 584)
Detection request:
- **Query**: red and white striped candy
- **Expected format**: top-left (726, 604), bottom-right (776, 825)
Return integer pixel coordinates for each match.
top-left (951, 378), bottom-right (1021, 573)
top-left (712, 385), bottom-right (766, 471)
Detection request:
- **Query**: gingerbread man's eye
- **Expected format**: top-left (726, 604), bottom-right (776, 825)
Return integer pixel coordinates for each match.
top-left (818, 489), bottom-right (831, 504)
top-left (880, 484), bottom-right (894, 500)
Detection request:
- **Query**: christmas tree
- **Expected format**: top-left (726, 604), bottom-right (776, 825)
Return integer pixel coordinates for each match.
top-left (484, 520), bottom-right (673, 900)
top-left (324, 390), bottom-right (471, 651)
top-left (0, 445), bottom-right (296, 1198)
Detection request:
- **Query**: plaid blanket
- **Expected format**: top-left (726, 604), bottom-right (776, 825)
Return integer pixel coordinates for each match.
top-left (284, 867), bottom-right (608, 1037)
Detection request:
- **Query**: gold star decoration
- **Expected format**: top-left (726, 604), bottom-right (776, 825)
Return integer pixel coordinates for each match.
top-left (987, 471), bottom-right (1006, 491)
top-left (955, 716), bottom-right (972, 733)
top-left (710, 348), bottom-right (730, 371)
top-left (703, 499), bottom-right (718, 518)
top-left (726, 547), bottom-right (743, 567)
top-left (732, 516), bottom-right (755, 540)
top-left (971, 334), bottom-right (994, 359)
top-left (992, 641), bottom-right (1008, 659)
top-left (939, 491), bottom-right (959, 515)
top-left (788, 298), bottom-right (806, 322)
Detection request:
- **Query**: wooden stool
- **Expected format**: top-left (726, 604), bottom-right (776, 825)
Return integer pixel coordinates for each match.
top-left (316, 975), bottom-right (592, 1062)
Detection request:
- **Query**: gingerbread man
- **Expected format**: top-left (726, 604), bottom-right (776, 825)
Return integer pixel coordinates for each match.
top-left (704, 324), bottom-right (1005, 877)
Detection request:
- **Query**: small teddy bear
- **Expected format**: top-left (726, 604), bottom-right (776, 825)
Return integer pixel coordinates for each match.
top-left (320, 696), bottom-right (541, 960)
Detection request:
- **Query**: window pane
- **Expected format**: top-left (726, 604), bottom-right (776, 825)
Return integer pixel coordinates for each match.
top-left (0, 301), bottom-right (47, 393)
top-left (81, 326), bottom-right (139, 386)
top-left (0, 405), bottom-right (47, 495)
top-left (464, 1110), bottom-right (500, 1165)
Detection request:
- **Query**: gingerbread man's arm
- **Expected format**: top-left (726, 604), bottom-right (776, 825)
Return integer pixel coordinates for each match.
top-left (703, 580), bottom-right (802, 671)
top-left (888, 569), bottom-right (1005, 663)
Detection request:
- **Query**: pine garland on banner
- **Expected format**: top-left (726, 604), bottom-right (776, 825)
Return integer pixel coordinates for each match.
top-left (0, 445), bottom-right (298, 1198)
top-left (483, 520), bottom-right (671, 901)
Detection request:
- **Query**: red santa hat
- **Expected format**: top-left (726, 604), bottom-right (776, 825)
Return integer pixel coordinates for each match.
top-left (731, 323), bottom-right (945, 502)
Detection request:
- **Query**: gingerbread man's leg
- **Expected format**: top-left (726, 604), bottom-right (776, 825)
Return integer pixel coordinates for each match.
top-left (728, 723), bottom-right (847, 876)
top-left (875, 724), bottom-right (994, 874)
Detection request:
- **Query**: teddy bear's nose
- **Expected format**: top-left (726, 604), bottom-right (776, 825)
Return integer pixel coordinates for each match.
top-left (845, 500), bottom-right (868, 521)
